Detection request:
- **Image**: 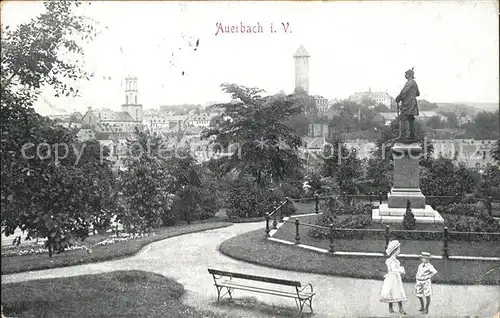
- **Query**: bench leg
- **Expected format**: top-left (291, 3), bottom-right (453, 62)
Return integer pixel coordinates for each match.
top-left (295, 297), bottom-right (313, 314)
top-left (306, 297), bottom-right (313, 313)
top-left (215, 286), bottom-right (234, 302)
top-left (216, 286), bottom-right (223, 302)
top-left (294, 298), bottom-right (305, 314)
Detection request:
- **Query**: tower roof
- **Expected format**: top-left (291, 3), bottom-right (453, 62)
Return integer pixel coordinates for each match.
top-left (126, 73), bottom-right (137, 80)
top-left (294, 45), bottom-right (310, 58)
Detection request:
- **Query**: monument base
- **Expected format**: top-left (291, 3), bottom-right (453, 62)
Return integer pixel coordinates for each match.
top-left (387, 188), bottom-right (426, 209)
top-left (372, 204), bottom-right (444, 224)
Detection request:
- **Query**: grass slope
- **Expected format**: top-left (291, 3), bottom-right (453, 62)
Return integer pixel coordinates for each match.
top-left (2, 222), bottom-right (231, 275)
top-left (1, 270), bottom-right (226, 318)
top-left (220, 229), bottom-right (500, 285)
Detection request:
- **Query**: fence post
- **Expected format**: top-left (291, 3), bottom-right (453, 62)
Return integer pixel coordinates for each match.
top-left (315, 194), bottom-right (319, 214)
top-left (369, 192), bottom-right (373, 204)
top-left (442, 227), bottom-right (449, 259)
top-left (272, 211), bottom-right (278, 229)
top-left (487, 196), bottom-right (493, 216)
top-left (384, 225), bottom-right (390, 251)
top-left (295, 218), bottom-right (300, 244)
top-left (329, 224), bottom-right (335, 253)
top-left (379, 192), bottom-right (383, 205)
top-left (281, 197), bottom-right (289, 222)
top-left (265, 213), bottom-right (270, 237)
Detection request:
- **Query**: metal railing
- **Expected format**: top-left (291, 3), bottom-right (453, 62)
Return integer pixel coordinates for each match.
top-left (264, 192), bottom-right (499, 257)
top-left (265, 198), bottom-right (290, 237)
top-left (274, 218), bottom-right (499, 258)
top-left (289, 192), bottom-right (499, 215)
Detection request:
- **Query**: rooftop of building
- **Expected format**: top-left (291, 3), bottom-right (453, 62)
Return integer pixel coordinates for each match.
top-left (294, 44), bottom-right (310, 58)
top-left (84, 108), bottom-right (137, 122)
top-left (303, 136), bottom-right (325, 149)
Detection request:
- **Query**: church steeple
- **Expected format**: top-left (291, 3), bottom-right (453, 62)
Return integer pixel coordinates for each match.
top-left (125, 74), bottom-right (138, 105)
top-left (122, 74), bottom-right (143, 122)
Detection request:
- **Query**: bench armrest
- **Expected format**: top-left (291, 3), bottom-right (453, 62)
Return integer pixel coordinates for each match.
top-left (298, 283), bottom-right (314, 294)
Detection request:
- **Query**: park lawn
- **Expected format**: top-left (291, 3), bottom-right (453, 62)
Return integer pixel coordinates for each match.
top-left (1, 222), bottom-right (231, 275)
top-left (1, 270), bottom-right (226, 318)
top-left (220, 229), bottom-right (500, 285)
top-left (272, 221), bottom-right (500, 257)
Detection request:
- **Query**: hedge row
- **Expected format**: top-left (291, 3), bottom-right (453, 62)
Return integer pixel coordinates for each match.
top-left (308, 201), bottom-right (500, 242)
top-left (308, 227), bottom-right (500, 242)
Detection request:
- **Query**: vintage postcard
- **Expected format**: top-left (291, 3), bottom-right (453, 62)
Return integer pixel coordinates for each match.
top-left (1, 1), bottom-right (499, 317)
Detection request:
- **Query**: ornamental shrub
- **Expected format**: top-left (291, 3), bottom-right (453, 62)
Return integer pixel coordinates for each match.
top-left (320, 197), bottom-right (372, 215)
top-left (402, 205), bottom-right (416, 230)
top-left (225, 181), bottom-right (296, 219)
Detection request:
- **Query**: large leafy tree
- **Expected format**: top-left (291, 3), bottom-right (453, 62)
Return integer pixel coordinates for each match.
top-left (1, 1), bottom-right (103, 256)
top-left (461, 111), bottom-right (500, 140)
top-left (76, 140), bottom-right (117, 234)
top-left (203, 84), bottom-right (304, 187)
top-left (168, 146), bottom-right (203, 225)
top-left (2, 124), bottom-right (116, 257)
top-left (420, 158), bottom-right (479, 206)
top-left (1, 0), bottom-right (97, 209)
top-left (321, 134), bottom-right (362, 199)
top-left (475, 165), bottom-right (500, 213)
top-left (119, 129), bottom-right (175, 233)
top-left (492, 139), bottom-right (500, 164)
top-left (1, 1), bottom-right (96, 115)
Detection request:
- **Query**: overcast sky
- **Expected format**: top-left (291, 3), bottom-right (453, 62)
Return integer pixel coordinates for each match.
top-left (1, 1), bottom-right (499, 115)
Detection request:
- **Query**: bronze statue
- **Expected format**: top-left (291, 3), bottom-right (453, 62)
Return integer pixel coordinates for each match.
top-left (395, 68), bottom-right (420, 141)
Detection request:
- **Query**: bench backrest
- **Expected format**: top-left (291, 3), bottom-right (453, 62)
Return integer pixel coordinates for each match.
top-left (208, 268), bottom-right (301, 287)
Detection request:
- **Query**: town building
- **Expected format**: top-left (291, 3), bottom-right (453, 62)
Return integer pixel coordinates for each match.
top-left (143, 115), bottom-right (188, 133)
top-left (186, 112), bottom-right (218, 128)
top-left (308, 123), bottom-right (329, 138)
top-left (378, 111), bottom-right (448, 126)
top-left (379, 112), bottom-right (398, 126)
top-left (431, 139), bottom-right (497, 169)
top-left (80, 74), bottom-right (143, 140)
top-left (301, 136), bottom-right (326, 163)
top-left (418, 111), bottom-right (448, 122)
top-left (313, 95), bottom-right (329, 112)
top-left (349, 88), bottom-right (394, 107)
top-left (77, 74), bottom-right (144, 171)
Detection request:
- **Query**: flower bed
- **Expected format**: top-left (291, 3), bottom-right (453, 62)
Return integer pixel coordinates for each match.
top-left (1, 232), bottom-right (152, 257)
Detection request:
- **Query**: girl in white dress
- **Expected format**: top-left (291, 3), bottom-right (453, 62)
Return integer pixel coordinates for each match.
top-left (380, 240), bottom-right (407, 314)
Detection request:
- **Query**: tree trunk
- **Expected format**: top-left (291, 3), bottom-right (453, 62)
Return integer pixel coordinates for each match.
top-left (48, 240), bottom-right (53, 258)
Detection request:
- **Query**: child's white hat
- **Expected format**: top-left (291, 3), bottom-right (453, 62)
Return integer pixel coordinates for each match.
top-left (419, 252), bottom-right (431, 259)
top-left (385, 240), bottom-right (401, 256)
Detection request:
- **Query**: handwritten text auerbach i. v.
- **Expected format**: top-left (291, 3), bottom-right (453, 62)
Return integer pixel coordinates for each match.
top-left (215, 22), bottom-right (291, 36)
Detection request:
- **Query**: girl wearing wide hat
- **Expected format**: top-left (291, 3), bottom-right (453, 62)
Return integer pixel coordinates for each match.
top-left (380, 240), bottom-right (407, 314)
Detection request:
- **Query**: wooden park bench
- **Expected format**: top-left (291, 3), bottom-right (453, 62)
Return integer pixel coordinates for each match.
top-left (207, 268), bottom-right (315, 314)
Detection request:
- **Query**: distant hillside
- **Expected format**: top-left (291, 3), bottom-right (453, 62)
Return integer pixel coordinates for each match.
top-left (436, 102), bottom-right (499, 115)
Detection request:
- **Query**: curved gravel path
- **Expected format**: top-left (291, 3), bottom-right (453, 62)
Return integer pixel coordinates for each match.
top-left (2, 221), bottom-right (499, 317)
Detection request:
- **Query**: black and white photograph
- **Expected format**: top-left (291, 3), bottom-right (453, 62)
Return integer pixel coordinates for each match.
top-left (1, 1), bottom-right (499, 317)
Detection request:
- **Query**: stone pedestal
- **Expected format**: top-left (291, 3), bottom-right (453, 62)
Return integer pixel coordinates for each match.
top-left (372, 142), bottom-right (444, 224)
